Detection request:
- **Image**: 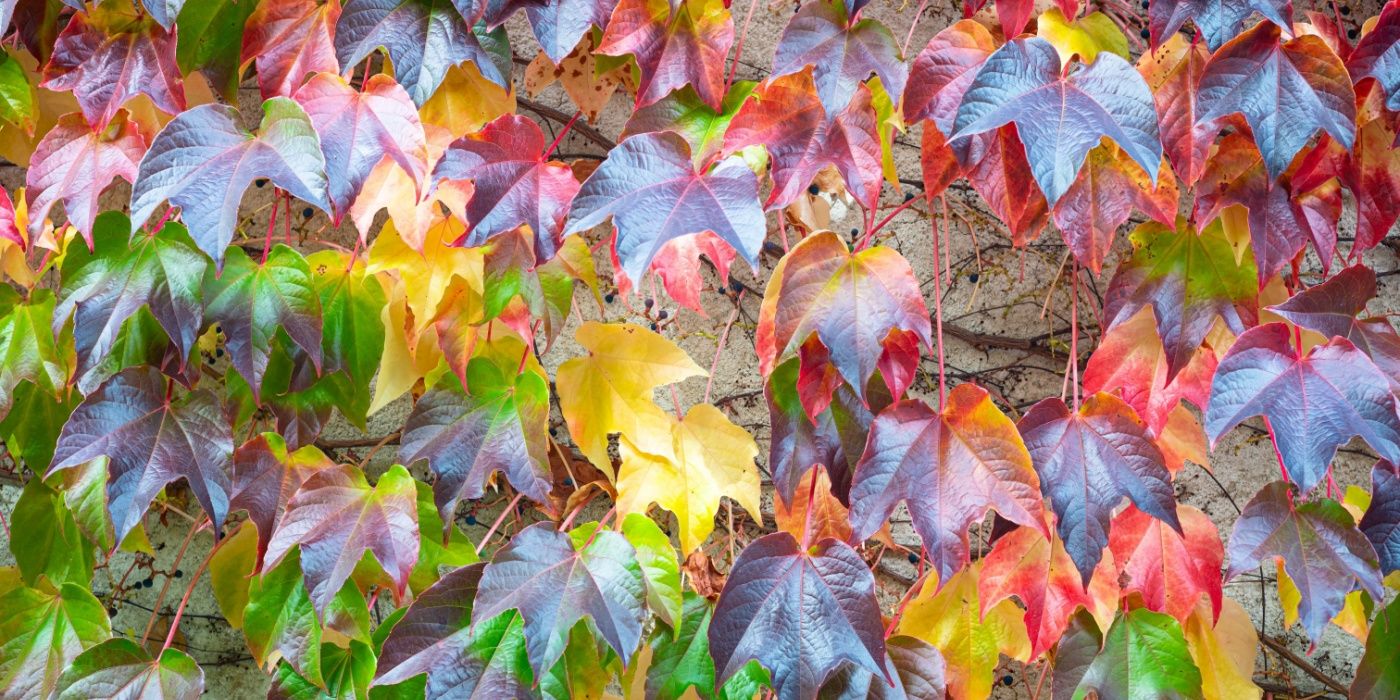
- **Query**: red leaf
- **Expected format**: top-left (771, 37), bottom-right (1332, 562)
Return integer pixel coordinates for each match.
top-left (1138, 36), bottom-right (1215, 187)
top-left (596, 0), bottom-right (733, 110)
top-left (961, 125), bottom-right (1049, 244)
top-left (979, 525), bottom-right (1093, 658)
top-left (996, 0), bottom-right (1033, 37)
top-left (1348, 0), bottom-right (1400, 111)
top-left (25, 109), bottom-right (145, 244)
top-left (1052, 143), bottom-right (1178, 274)
top-left (242, 0), bottom-right (342, 101)
top-left (847, 385), bottom-right (1048, 582)
top-left (903, 20), bottom-right (996, 130)
top-left (1084, 306), bottom-right (1217, 436)
top-left (40, 6), bottom-right (185, 128)
top-left (1110, 504), bottom-right (1223, 624)
top-left (229, 433), bottom-right (334, 568)
top-left (724, 70), bottom-right (883, 211)
top-left (1267, 264), bottom-right (1400, 389)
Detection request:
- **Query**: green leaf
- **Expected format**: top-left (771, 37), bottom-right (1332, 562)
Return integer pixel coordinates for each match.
top-left (0, 381), bottom-right (77, 469)
top-left (0, 289), bottom-right (68, 417)
top-left (0, 49), bottom-right (34, 132)
top-left (203, 244), bottom-right (322, 400)
top-left (56, 212), bottom-right (207, 392)
top-left (54, 638), bottom-right (203, 699)
top-left (209, 521), bottom-right (259, 630)
top-left (174, 0), bottom-right (257, 100)
top-left (1352, 595), bottom-right (1400, 698)
top-left (11, 478), bottom-right (93, 587)
top-left (307, 251), bottom-right (384, 428)
top-left (646, 592), bottom-right (716, 700)
top-left (244, 548), bottom-right (328, 686)
top-left (409, 480), bottom-right (478, 596)
top-left (1074, 608), bottom-right (1204, 700)
top-left (320, 641), bottom-right (376, 700)
top-left (720, 660), bottom-right (771, 700)
top-left (52, 456), bottom-right (113, 550)
top-left (621, 81), bottom-right (756, 166)
top-left (0, 581), bottom-right (111, 699)
top-left (622, 513), bottom-right (683, 630)
top-left (541, 622), bottom-right (614, 700)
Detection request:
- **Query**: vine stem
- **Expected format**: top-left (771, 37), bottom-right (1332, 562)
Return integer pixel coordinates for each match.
top-left (141, 516), bottom-right (208, 647)
top-left (727, 0), bottom-right (762, 90)
top-left (930, 199), bottom-right (948, 411)
top-left (481, 492), bottom-right (524, 549)
top-left (161, 540), bottom-right (221, 652)
top-left (261, 190), bottom-right (279, 264)
top-left (901, 0), bottom-right (930, 55)
top-left (704, 290), bottom-right (745, 404)
top-left (858, 196), bottom-right (921, 249)
top-left (1070, 261), bottom-right (1080, 411)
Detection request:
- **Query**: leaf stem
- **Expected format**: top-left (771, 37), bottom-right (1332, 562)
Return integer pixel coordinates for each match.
top-left (728, 0), bottom-right (762, 90)
top-left (930, 199), bottom-right (948, 411)
top-left (161, 541), bottom-right (219, 652)
top-left (901, 0), bottom-right (929, 55)
top-left (141, 516), bottom-right (207, 647)
top-left (543, 111), bottom-right (582, 160)
top-left (1070, 260), bottom-right (1080, 412)
top-left (261, 190), bottom-right (279, 265)
top-left (481, 492), bottom-right (524, 549)
top-left (704, 290), bottom-right (745, 404)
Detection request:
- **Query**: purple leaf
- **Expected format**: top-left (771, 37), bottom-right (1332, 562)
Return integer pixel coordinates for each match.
top-left (335, 0), bottom-right (506, 106)
top-left (1348, 0), bottom-right (1400, 111)
top-left (522, 0), bottom-right (618, 64)
top-left (815, 635), bottom-right (945, 700)
top-left (1018, 393), bottom-right (1180, 585)
top-left (902, 19), bottom-right (996, 133)
top-left (1227, 481), bottom-right (1384, 643)
top-left (229, 432), bottom-right (333, 569)
top-left (1206, 323), bottom-right (1400, 494)
top-left (26, 110), bottom-right (146, 245)
top-left (846, 385), bottom-right (1047, 582)
top-left (950, 37), bottom-right (1161, 206)
top-left (1147, 0), bottom-right (1291, 50)
top-left (564, 131), bottom-right (765, 284)
top-left (294, 71), bottom-right (428, 226)
top-left (431, 114), bottom-right (580, 262)
top-left (471, 522), bottom-right (647, 678)
top-left (48, 367), bottom-right (232, 547)
top-left (242, 0), bottom-right (341, 101)
top-left (40, 8), bottom-right (185, 128)
top-left (771, 0), bottom-right (907, 116)
top-left (1360, 460), bottom-right (1400, 575)
top-left (129, 99), bottom-right (331, 266)
top-left (708, 532), bottom-right (887, 700)
top-left (1195, 21), bottom-right (1355, 181)
top-left (263, 463), bottom-right (419, 615)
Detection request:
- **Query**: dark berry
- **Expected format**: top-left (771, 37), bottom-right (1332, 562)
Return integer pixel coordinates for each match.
top-left (849, 228), bottom-right (859, 237)
top-left (969, 272), bottom-right (980, 283)
top-left (142, 578), bottom-right (154, 588)
top-left (906, 552), bottom-right (919, 564)
top-left (650, 323), bottom-right (658, 331)
top-left (302, 207), bottom-right (313, 219)
top-left (807, 184), bottom-right (821, 195)
top-left (216, 348), bottom-right (224, 357)
top-left (604, 293), bottom-right (615, 303)
top-left (107, 607), bottom-right (119, 617)
top-left (1140, 28), bottom-right (1150, 39)
top-left (563, 477), bottom-right (573, 487)
top-left (548, 426), bottom-right (558, 437)
top-left (255, 179), bottom-right (267, 188)
top-left (1349, 28), bottom-right (1359, 39)
top-left (174, 569), bottom-right (184, 578)
top-left (1002, 675), bottom-right (1014, 686)
top-left (1141, 0), bottom-right (1148, 7)
top-left (903, 192), bottom-right (915, 202)
top-left (1341, 5), bottom-right (1351, 14)
top-left (729, 279), bottom-right (742, 293)
top-left (465, 514), bottom-right (478, 526)
top-left (658, 310), bottom-right (668, 320)
top-left (644, 297), bottom-right (654, 308)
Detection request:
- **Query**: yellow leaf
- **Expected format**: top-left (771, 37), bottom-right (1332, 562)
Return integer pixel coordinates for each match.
top-left (1184, 597), bottom-right (1261, 700)
top-left (367, 217), bottom-right (484, 341)
top-left (556, 322), bottom-right (706, 474)
top-left (368, 281), bottom-right (444, 414)
top-left (897, 562), bottom-right (1031, 700)
top-left (867, 76), bottom-right (902, 187)
top-left (1220, 204), bottom-right (1251, 265)
top-left (1278, 565), bottom-right (1370, 641)
top-left (524, 32), bottom-right (627, 123)
top-left (1037, 8), bottom-right (1130, 64)
top-left (421, 62), bottom-right (516, 139)
top-left (616, 403), bottom-right (761, 553)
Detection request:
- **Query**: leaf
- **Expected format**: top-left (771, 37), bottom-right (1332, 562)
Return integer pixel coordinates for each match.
top-left (709, 532), bottom-right (885, 700)
top-left (1206, 322), bottom-right (1400, 494)
top-left (1196, 21), bottom-right (1354, 181)
top-left (1051, 142), bottom-right (1178, 274)
top-left (896, 561), bottom-right (1031, 700)
top-left (959, 124), bottom-right (1050, 244)
top-left (1138, 35), bottom-right (1215, 186)
top-left (818, 635), bottom-right (945, 700)
top-left (471, 522), bottom-right (647, 677)
top-left (0, 50), bottom-right (35, 133)
top-left (621, 513), bottom-right (683, 630)
top-left (1073, 608), bottom-right (1204, 700)
top-left (1349, 0), bottom-right (1400, 111)
top-left (524, 36), bottom-right (620, 124)
top-left (307, 250), bottom-right (385, 426)
top-left (978, 525), bottom-right (1094, 658)
top-left (540, 622), bottom-right (613, 700)
top-left (1037, 8), bottom-right (1130, 64)
top-left (1051, 611), bottom-right (1102, 700)
top-left (0, 581), bottom-right (111, 700)
top-left (950, 37), bottom-right (1161, 207)
top-left (564, 131), bottom-right (765, 285)
top-left (40, 3), bottom-right (185, 127)
top-left (596, 0), bottom-right (733, 110)
top-left (1351, 595), bottom-right (1400, 699)
top-left (49, 366), bottom-right (232, 547)
top-left (1226, 481), bottom-right (1384, 643)
top-left (176, 0), bottom-right (259, 100)
top-left (1147, 0), bottom-right (1290, 50)
top-left (621, 80), bottom-right (754, 168)
top-left (264, 464), bottom-right (419, 615)
top-left (53, 639), bottom-right (203, 700)
top-left (229, 432), bottom-right (333, 567)
top-left (11, 478), bottom-right (93, 587)
top-left (1110, 505), bottom-right (1224, 624)
top-left (54, 212), bottom-right (205, 392)
top-left (773, 465), bottom-right (855, 546)
top-left (1018, 392), bottom-right (1179, 584)
top-left (25, 109), bottom-right (144, 243)
top-left (203, 245), bottom-right (323, 399)
top-left (771, 0), bottom-right (907, 116)
top-left (430, 113), bottom-right (579, 261)
top-left (518, 0), bottom-right (617, 64)
top-left (1361, 460), bottom-right (1400, 575)
top-left (209, 520), bottom-right (258, 629)
top-left (765, 356), bottom-right (873, 504)
top-left (1183, 598), bottom-right (1261, 700)
top-left (847, 385), bottom-right (1047, 582)
top-left (399, 335), bottom-right (554, 527)
top-left (724, 70), bottom-right (883, 210)
top-left (0, 289), bottom-right (67, 416)
top-left (1103, 217), bottom-right (1256, 383)
top-left (375, 563), bottom-right (535, 696)
top-left (0, 381), bottom-right (78, 470)
top-left (646, 592), bottom-right (715, 700)
top-left (242, 0), bottom-right (342, 100)
top-left (1084, 306), bottom-right (1217, 439)
top-left (129, 99), bottom-right (331, 265)
top-left (903, 20), bottom-right (994, 132)
top-left (755, 231), bottom-right (930, 411)
top-left (295, 72), bottom-right (428, 224)
top-left (616, 402), bottom-right (760, 553)
top-left (335, 0), bottom-right (506, 106)
top-left (244, 548), bottom-right (362, 684)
